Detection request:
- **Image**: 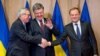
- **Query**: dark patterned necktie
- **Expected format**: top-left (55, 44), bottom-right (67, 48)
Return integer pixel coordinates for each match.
top-left (39, 20), bottom-right (44, 31)
top-left (39, 20), bottom-right (46, 37)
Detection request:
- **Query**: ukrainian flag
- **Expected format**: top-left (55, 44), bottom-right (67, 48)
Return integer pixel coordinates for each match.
top-left (0, 0), bottom-right (9, 56)
top-left (52, 0), bottom-right (69, 56)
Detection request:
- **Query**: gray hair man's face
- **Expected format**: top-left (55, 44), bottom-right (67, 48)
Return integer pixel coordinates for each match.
top-left (19, 9), bottom-right (30, 23)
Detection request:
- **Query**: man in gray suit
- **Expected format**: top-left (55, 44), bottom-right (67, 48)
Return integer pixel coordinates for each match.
top-left (6, 8), bottom-right (48, 56)
top-left (47, 7), bottom-right (98, 56)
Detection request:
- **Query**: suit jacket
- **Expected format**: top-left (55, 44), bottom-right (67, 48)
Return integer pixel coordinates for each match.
top-left (51, 21), bottom-right (98, 56)
top-left (6, 19), bottom-right (43, 56)
top-left (30, 18), bottom-right (60, 56)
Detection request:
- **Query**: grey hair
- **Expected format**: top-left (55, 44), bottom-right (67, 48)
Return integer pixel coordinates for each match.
top-left (17, 8), bottom-right (29, 18)
top-left (32, 3), bottom-right (44, 12)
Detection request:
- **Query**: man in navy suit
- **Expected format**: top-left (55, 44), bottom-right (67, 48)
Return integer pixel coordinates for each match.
top-left (48, 7), bottom-right (98, 56)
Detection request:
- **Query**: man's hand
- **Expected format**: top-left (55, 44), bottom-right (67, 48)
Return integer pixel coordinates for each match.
top-left (45, 19), bottom-right (53, 29)
top-left (47, 41), bottom-right (51, 46)
top-left (93, 54), bottom-right (98, 56)
top-left (39, 38), bottom-right (48, 48)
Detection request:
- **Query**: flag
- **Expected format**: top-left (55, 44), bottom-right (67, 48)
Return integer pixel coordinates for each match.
top-left (25, 0), bottom-right (32, 28)
top-left (0, 0), bottom-right (9, 56)
top-left (52, 0), bottom-right (69, 56)
top-left (25, 0), bottom-right (30, 9)
top-left (80, 0), bottom-right (93, 49)
top-left (25, 0), bottom-right (32, 20)
top-left (80, 0), bottom-right (91, 23)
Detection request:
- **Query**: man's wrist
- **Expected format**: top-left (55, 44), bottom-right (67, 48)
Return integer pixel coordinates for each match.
top-left (48, 42), bottom-right (51, 46)
top-left (49, 26), bottom-right (53, 29)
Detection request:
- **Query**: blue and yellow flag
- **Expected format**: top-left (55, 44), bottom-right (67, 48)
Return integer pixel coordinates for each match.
top-left (0, 0), bottom-right (9, 56)
top-left (52, 0), bottom-right (69, 56)
top-left (80, 0), bottom-right (91, 23)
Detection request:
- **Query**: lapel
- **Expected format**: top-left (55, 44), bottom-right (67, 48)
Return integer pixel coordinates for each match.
top-left (80, 22), bottom-right (85, 39)
top-left (70, 21), bottom-right (85, 40)
top-left (34, 19), bottom-right (42, 32)
top-left (18, 19), bottom-right (26, 31)
top-left (70, 23), bottom-right (78, 40)
top-left (34, 18), bottom-right (47, 34)
top-left (43, 18), bottom-right (48, 30)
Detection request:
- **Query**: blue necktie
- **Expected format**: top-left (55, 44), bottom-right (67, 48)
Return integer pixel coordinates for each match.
top-left (75, 24), bottom-right (81, 38)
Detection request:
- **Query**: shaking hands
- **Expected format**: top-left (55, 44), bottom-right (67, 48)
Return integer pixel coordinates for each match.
top-left (38, 19), bottom-right (53, 48)
top-left (38, 38), bottom-right (51, 48)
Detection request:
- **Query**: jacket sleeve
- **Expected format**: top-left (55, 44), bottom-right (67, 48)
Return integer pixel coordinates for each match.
top-left (51, 26), bottom-right (68, 46)
top-left (51, 24), bottom-right (60, 36)
top-left (11, 23), bottom-right (42, 44)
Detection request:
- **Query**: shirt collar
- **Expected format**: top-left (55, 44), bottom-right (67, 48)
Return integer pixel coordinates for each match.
top-left (73, 20), bottom-right (81, 25)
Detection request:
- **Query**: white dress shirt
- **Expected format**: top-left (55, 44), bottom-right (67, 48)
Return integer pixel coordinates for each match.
top-left (73, 21), bottom-right (82, 35)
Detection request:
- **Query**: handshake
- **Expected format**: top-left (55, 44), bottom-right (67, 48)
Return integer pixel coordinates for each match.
top-left (38, 38), bottom-right (51, 48)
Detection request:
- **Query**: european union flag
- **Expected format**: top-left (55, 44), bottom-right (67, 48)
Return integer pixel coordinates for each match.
top-left (80, 0), bottom-right (91, 23)
top-left (0, 0), bottom-right (9, 56)
top-left (25, 0), bottom-right (32, 29)
top-left (52, 0), bottom-right (69, 56)
top-left (80, 0), bottom-right (94, 52)
top-left (25, 0), bottom-right (32, 20)
top-left (25, 0), bottom-right (30, 9)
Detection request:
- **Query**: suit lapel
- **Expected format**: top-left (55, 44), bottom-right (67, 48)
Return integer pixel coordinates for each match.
top-left (80, 22), bottom-right (85, 39)
top-left (18, 19), bottom-right (26, 31)
top-left (70, 23), bottom-right (78, 40)
top-left (34, 18), bottom-right (47, 35)
top-left (34, 19), bottom-right (42, 32)
top-left (43, 18), bottom-right (48, 31)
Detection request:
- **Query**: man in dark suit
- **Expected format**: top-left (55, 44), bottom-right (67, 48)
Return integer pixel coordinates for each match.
top-left (48, 7), bottom-right (98, 56)
top-left (6, 8), bottom-right (48, 56)
top-left (30, 3), bottom-right (60, 56)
